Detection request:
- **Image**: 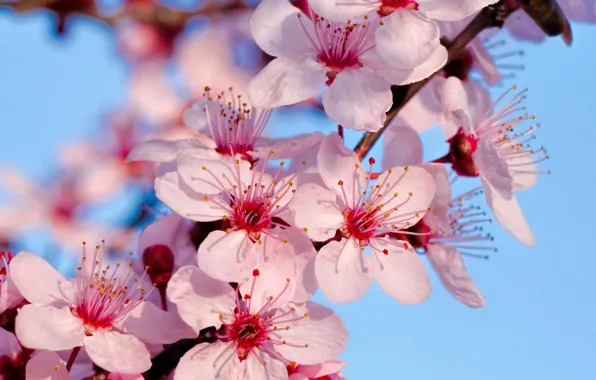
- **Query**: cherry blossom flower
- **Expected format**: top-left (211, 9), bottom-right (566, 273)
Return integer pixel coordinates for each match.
top-left (289, 133), bottom-right (435, 304)
top-left (167, 265), bottom-right (348, 380)
top-left (308, 0), bottom-right (495, 72)
top-left (439, 77), bottom-right (547, 246)
top-left (24, 351), bottom-right (69, 380)
top-left (11, 246), bottom-right (194, 374)
top-left (248, 0), bottom-right (448, 132)
top-left (0, 252), bottom-right (23, 316)
top-left (127, 88), bottom-right (323, 164)
top-left (156, 152), bottom-right (318, 302)
top-left (287, 359), bottom-right (347, 379)
top-left (0, 327), bottom-right (28, 379)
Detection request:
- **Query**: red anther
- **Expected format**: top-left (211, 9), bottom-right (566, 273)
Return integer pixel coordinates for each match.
top-left (382, 249), bottom-right (389, 255)
top-left (369, 157), bottom-right (376, 165)
top-left (252, 269), bottom-right (260, 277)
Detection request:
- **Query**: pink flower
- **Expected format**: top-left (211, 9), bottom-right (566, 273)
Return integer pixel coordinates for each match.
top-left (167, 265), bottom-right (348, 380)
top-left (309, 0), bottom-right (495, 72)
top-left (391, 164), bottom-right (487, 308)
top-left (156, 153), bottom-right (318, 302)
top-left (287, 359), bottom-right (347, 379)
top-left (0, 327), bottom-right (27, 379)
top-left (127, 87), bottom-right (323, 164)
top-left (248, 0), bottom-right (445, 132)
top-left (0, 252), bottom-right (23, 315)
top-left (10, 246), bottom-right (193, 374)
top-left (440, 77), bottom-right (547, 246)
top-left (289, 133), bottom-right (435, 303)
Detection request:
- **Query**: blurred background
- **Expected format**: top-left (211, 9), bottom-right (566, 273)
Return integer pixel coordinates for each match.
top-left (1, 0), bottom-right (595, 379)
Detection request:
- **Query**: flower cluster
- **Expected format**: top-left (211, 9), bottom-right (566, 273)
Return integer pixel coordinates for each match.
top-left (4, 0), bottom-right (588, 378)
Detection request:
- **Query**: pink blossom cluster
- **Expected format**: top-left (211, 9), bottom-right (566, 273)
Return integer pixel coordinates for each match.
top-left (1, 0), bottom-right (595, 378)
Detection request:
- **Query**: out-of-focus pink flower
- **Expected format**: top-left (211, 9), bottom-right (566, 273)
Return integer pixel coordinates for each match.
top-left (127, 88), bottom-right (324, 164)
top-left (287, 359), bottom-right (347, 380)
top-left (11, 246), bottom-right (193, 374)
top-left (117, 20), bottom-right (182, 63)
top-left (248, 0), bottom-right (446, 132)
top-left (107, 373), bottom-right (145, 380)
top-left (440, 77), bottom-right (547, 246)
top-left (25, 351), bottom-right (69, 380)
top-left (0, 252), bottom-right (23, 316)
top-left (167, 265), bottom-right (348, 380)
top-left (155, 153), bottom-right (318, 302)
top-left (289, 133), bottom-right (435, 304)
top-left (0, 327), bottom-right (27, 379)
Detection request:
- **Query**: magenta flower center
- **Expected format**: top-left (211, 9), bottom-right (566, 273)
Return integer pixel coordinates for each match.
top-left (342, 207), bottom-right (379, 244)
top-left (378, 0), bottom-right (419, 16)
top-left (231, 200), bottom-right (272, 240)
top-left (73, 243), bottom-right (150, 333)
top-left (0, 351), bottom-right (27, 379)
top-left (201, 88), bottom-right (271, 159)
top-left (227, 312), bottom-right (271, 360)
top-left (0, 252), bottom-right (13, 289)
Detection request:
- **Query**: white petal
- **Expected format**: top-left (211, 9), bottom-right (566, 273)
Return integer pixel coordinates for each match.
top-left (239, 262), bottom-right (297, 313)
top-left (0, 274), bottom-right (24, 314)
top-left (289, 183), bottom-right (344, 242)
top-left (174, 342), bottom-right (242, 380)
top-left (419, 0), bottom-right (498, 21)
top-left (315, 239), bottom-right (371, 303)
top-left (83, 330), bottom-right (152, 374)
top-left (197, 230), bottom-right (257, 282)
top-left (167, 266), bottom-right (236, 334)
top-left (442, 77), bottom-right (472, 132)
top-left (475, 138), bottom-right (514, 199)
top-left (16, 305), bottom-right (83, 351)
top-left (126, 139), bottom-right (199, 163)
top-left (183, 101), bottom-right (209, 133)
top-left (248, 57), bottom-right (326, 109)
top-left (244, 352), bottom-right (288, 380)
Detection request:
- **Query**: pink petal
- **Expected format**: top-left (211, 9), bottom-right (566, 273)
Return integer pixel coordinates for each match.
top-left (107, 374), bottom-right (145, 380)
top-left (292, 246), bottom-right (318, 304)
top-left (0, 327), bottom-right (21, 357)
top-left (248, 57), bottom-right (326, 109)
top-left (309, 0), bottom-right (380, 20)
top-left (174, 342), bottom-right (242, 380)
top-left (253, 131), bottom-right (325, 160)
top-left (419, 163), bottom-right (452, 234)
top-left (245, 352), bottom-right (288, 380)
top-left (426, 244), bottom-right (485, 307)
top-left (167, 266), bottom-right (236, 334)
top-left (9, 251), bottom-right (69, 306)
top-left (375, 165), bottom-right (435, 228)
top-left (137, 214), bottom-right (187, 255)
top-left (508, 152), bottom-right (539, 190)
top-left (315, 239), bottom-right (372, 303)
top-left (289, 183), bottom-right (344, 242)
top-left (481, 178), bottom-right (535, 247)
top-left (16, 305), bottom-right (84, 350)
top-left (503, 9), bottom-right (547, 43)
top-left (370, 237), bottom-right (431, 304)
top-left (441, 77), bottom-right (472, 132)
top-left (560, 0), bottom-right (596, 22)
top-left (239, 263), bottom-right (297, 313)
top-left (177, 153), bottom-right (244, 195)
top-left (126, 139), bottom-right (199, 163)
top-left (154, 171), bottom-right (225, 222)
top-left (182, 101), bottom-right (209, 133)
top-left (118, 301), bottom-right (196, 344)
top-left (475, 139), bottom-right (514, 199)
top-left (250, 0), bottom-right (318, 59)
top-left (322, 68), bottom-right (392, 132)
top-left (272, 302), bottom-right (348, 364)
top-left (418, 0), bottom-right (498, 21)
top-left (197, 230), bottom-right (257, 282)
top-left (317, 132), bottom-right (367, 208)
top-left (382, 124), bottom-right (423, 168)
top-left (73, 160), bottom-right (126, 203)
top-left (468, 38), bottom-right (502, 86)
top-left (375, 9), bottom-right (441, 69)
top-left (0, 273), bottom-right (24, 314)
top-left (294, 359), bottom-right (347, 378)
top-left (26, 351), bottom-right (69, 380)
top-left (83, 330), bottom-right (151, 374)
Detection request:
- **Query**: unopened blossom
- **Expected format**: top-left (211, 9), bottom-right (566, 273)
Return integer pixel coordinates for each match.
top-left (439, 77), bottom-right (547, 246)
top-left (11, 246), bottom-right (193, 374)
top-left (0, 252), bottom-right (23, 315)
top-left (156, 153), bottom-right (318, 302)
top-left (127, 87), bottom-right (323, 164)
top-left (248, 0), bottom-right (447, 132)
top-left (309, 0), bottom-right (495, 73)
top-left (0, 327), bottom-right (27, 379)
top-left (287, 359), bottom-right (347, 379)
top-left (167, 265), bottom-right (348, 380)
top-left (289, 133), bottom-right (435, 304)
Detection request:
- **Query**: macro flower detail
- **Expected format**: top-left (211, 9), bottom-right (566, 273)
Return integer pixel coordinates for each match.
top-left (127, 87), bottom-right (323, 164)
top-left (248, 0), bottom-right (447, 132)
top-left (439, 77), bottom-right (547, 246)
top-left (10, 245), bottom-right (193, 374)
top-left (167, 265), bottom-right (348, 380)
top-left (289, 133), bottom-right (435, 303)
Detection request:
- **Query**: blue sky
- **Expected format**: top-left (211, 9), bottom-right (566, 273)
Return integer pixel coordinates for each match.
top-left (1, 6), bottom-right (596, 380)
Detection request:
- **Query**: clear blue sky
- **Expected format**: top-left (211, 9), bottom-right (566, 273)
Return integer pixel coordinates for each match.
top-left (1, 6), bottom-right (596, 380)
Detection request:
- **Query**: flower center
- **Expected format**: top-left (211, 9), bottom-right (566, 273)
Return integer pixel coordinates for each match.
top-left (229, 312), bottom-right (270, 360)
top-left (0, 252), bottom-right (13, 288)
top-left (231, 201), bottom-right (272, 241)
top-left (341, 207), bottom-right (379, 245)
top-left (445, 127), bottom-right (480, 177)
top-left (378, 0), bottom-right (419, 17)
top-left (73, 242), bottom-right (150, 333)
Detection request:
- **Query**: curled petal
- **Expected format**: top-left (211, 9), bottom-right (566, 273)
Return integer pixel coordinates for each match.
top-left (442, 77), bottom-right (472, 132)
